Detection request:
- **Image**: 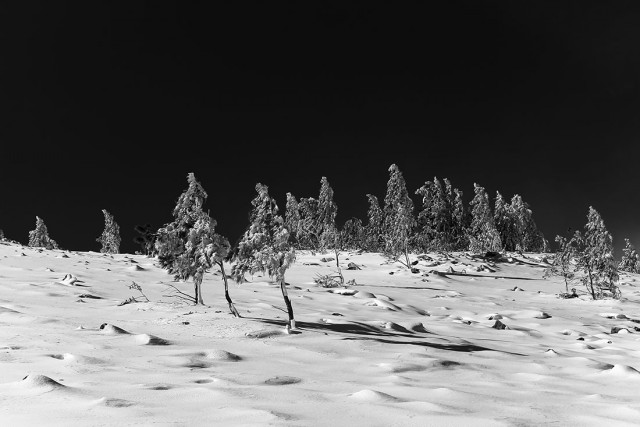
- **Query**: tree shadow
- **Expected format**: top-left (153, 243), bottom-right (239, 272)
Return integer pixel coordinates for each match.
top-left (247, 317), bottom-right (526, 356)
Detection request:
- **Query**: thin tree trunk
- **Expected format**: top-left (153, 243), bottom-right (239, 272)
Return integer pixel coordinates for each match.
top-left (404, 241), bottom-right (411, 269)
top-left (194, 278), bottom-right (204, 305)
top-left (218, 261), bottom-right (240, 317)
top-left (587, 267), bottom-right (596, 300)
top-left (279, 277), bottom-right (295, 331)
top-left (334, 248), bottom-right (344, 285)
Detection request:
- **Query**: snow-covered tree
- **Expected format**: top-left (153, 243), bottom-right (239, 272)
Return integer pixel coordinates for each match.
top-left (572, 207), bottom-right (619, 299)
top-left (0, 229), bottom-right (4, 241)
top-left (415, 176), bottom-right (459, 251)
top-left (231, 183), bottom-right (297, 330)
top-left (510, 194), bottom-right (545, 252)
top-left (156, 173), bottom-right (208, 274)
top-left (182, 212), bottom-right (236, 312)
top-left (28, 216), bottom-right (59, 250)
top-left (297, 197), bottom-right (320, 250)
top-left (619, 238), bottom-right (640, 273)
top-left (382, 164), bottom-right (415, 266)
top-left (364, 194), bottom-right (384, 252)
top-left (544, 235), bottom-right (577, 294)
top-left (155, 173), bottom-right (235, 309)
top-left (451, 187), bottom-right (468, 250)
top-left (284, 192), bottom-right (301, 247)
top-left (97, 209), bottom-right (121, 254)
top-left (494, 191), bottom-right (518, 251)
top-left (317, 176), bottom-right (338, 251)
top-left (468, 184), bottom-right (501, 253)
top-left (341, 217), bottom-right (365, 251)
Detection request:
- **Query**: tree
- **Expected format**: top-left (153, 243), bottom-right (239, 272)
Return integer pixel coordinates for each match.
top-left (133, 224), bottom-right (157, 256)
top-left (284, 192), bottom-right (301, 247)
top-left (364, 194), bottom-right (384, 252)
top-left (231, 183), bottom-right (297, 331)
top-left (97, 209), bottom-right (121, 254)
top-left (451, 187), bottom-right (468, 250)
top-left (155, 173), bottom-right (235, 309)
top-left (341, 217), bottom-right (365, 251)
top-left (182, 212), bottom-right (237, 312)
top-left (156, 172), bottom-right (208, 275)
top-left (619, 238), bottom-right (640, 273)
top-left (494, 191), bottom-right (518, 251)
top-left (572, 207), bottom-right (619, 299)
top-left (544, 235), bottom-right (577, 294)
top-left (382, 164), bottom-right (415, 267)
top-left (297, 197), bottom-right (320, 250)
top-left (317, 176), bottom-right (338, 252)
top-left (468, 184), bottom-right (501, 253)
top-left (28, 216), bottom-right (59, 250)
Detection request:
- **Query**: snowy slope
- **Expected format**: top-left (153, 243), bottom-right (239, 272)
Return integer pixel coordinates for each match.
top-left (1, 241), bottom-right (640, 426)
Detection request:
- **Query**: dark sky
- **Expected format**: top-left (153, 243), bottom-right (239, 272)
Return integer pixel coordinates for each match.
top-left (1, 1), bottom-right (639, 255)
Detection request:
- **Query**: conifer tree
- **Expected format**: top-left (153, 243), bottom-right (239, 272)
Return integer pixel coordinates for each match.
top-left (382, 164), bottom-right (415, 266)
top-left (155, 173), bottom-right (234, 308)
top-left (618, 238), bottom-right (640, 273)
top-left (364, 194), bottom-right (384, 252)
top-left (297, 197), bottom-right (320, 250)
top-left (494, 191), bottom-right (518, 251)
top-left (317, 176), bottom-right (338, 251)
top-left (156, 172), bottom-right (208, 275)
top-left (572, 207), bottom-right (619, 299)
top-left (97, 209), bottom-right (121, 254)
top-left (0, 229), bottom-right (4, 241)
top-left (284, 192), bottom-right (301, 247)
top-left (544, 235), bottom-right (577, 294)
top-left (182, 211), bottom-right (237, 312)
top-left (452, 188), bottom-right (468, 250)
top-left (341, 217), bottom-right (365, 251)
top-left (28, 216), bottom-right (59, 250)
top-left (231, 183), bottom-right (296, 330)
top-left (468, 184), bottom-right (501, 253)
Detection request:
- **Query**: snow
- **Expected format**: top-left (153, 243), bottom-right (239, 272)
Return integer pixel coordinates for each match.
top-left (1, 241), bottom-right (640, 425)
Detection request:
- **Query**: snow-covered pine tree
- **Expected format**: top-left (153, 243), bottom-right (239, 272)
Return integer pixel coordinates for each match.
top-left (231, 183), bottom-right (296, 330)
top-left (494, 192), bottom-right (518, 252)
top-left (364, 194), bottom-right (384, 252)
top-left (573, 207), bottom-right (619, 299)
top-left (317, 176), bottom-right (338, 252)
top-left (156, 172), bottom-right (208, 274)
top-left (341, 217), bottom-right (365, 251)
top-left (619, 238), bottom-right (640, 273)
top-left (543, 235), bottom-right (577, 294)
top-left (468, 184), bottom-right (501, 253)
top-left (297, 197), bottom-right (320, 250)
top-left (382, 164), bottom-right (415, 267)
top-left (28, 216), bottom-right (59, 250)
top-left (155, 173), bottom-right (235, 308)
top-left (97, 209), bottom-right (121, 254)
top-left (415, 177), bottom-right (459, 251)
top-left (182, 212), bottom-right (237, 312)
top-left (284, 192), bottom-right (301, 247)
top-left (0, 229), bottom-right (4, 241)
top-left (510, 194), bottom-right (545, 252)
top-left (452, 188), bottom-right (468, 250)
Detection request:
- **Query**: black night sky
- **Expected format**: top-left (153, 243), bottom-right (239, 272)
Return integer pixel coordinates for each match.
top-left (1, 1), bottom-right (639, 255)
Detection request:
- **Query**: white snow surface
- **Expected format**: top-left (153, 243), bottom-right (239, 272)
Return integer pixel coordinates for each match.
top-left (1, 242), bottom-right (640, 426)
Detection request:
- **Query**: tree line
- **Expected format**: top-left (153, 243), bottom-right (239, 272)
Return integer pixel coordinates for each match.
top-left (11, 165), bottom-right (639, 327)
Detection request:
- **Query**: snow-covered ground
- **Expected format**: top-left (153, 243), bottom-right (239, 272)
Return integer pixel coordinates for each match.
top-left (1, 241), bottom-right (640, 426)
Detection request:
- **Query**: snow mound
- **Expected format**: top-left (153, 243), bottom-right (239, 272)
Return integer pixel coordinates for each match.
top-left (134, 334), bottom-right (170, 345)
top-left (99, 323), bottom-right (130, 335)
top-left (349, 389), bottom-right (403, 402)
